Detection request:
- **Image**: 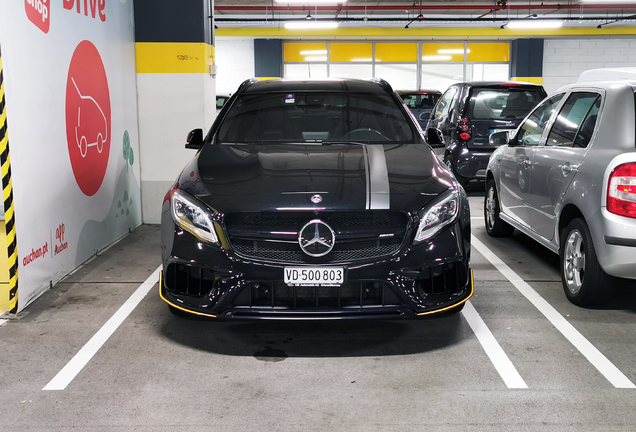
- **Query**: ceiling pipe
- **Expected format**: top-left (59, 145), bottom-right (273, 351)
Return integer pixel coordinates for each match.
top-left (215, 4), bottom-right (636, 13)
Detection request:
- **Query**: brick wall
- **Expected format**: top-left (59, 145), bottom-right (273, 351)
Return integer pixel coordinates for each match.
top-left (543, 38), bottom-right (636, 94)
top-left (215, 37), bottom-right (255, 95)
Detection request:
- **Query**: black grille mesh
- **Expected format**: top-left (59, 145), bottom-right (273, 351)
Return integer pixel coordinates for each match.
top-left (224, 211), bottom-right (408, 263)
top-left (231, 237), bottom-right (403, 263)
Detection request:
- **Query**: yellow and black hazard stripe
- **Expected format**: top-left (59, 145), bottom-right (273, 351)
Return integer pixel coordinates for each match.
top-left (0, 46), bottom-right (18, 314)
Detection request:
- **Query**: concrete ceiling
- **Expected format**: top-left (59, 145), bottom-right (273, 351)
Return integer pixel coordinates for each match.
top-left (213, 1), bottom-right (636, 28)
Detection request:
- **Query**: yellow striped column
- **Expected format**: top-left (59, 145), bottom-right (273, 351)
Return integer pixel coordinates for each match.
top-left (0, 46), bottom-right (18, 314)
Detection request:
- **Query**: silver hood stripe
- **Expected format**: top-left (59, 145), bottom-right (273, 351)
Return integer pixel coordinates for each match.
top-left (363, 145), bottom-right (391, 210)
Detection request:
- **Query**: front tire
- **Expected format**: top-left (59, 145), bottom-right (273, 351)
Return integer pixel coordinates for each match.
top-left (484, 179), bottom-right (514, 237)
top-left (560, 218), bottom-right (614, 306)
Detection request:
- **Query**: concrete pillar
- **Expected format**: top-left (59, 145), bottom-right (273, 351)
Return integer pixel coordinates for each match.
top-left (134, 0), bottom-right (216, 223)
top-left (510, 39), bottom-right (544, 85)
top-left (254, 39), bottom-right (282, 78)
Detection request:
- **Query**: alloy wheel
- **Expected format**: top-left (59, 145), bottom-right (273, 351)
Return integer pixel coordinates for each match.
top-left (485, 186), bottom-right (496, 230)
top-left (563, 229), bottom-right (586, 295)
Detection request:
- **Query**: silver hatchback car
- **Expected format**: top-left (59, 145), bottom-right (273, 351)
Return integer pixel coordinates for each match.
top-left (484, 80), bottom-right (636, 306)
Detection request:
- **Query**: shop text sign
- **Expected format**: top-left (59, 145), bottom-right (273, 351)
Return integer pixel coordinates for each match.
top-left (25, 0), bottom-right (50, 33)
top-left (63, 0), bottom-right (106, 22)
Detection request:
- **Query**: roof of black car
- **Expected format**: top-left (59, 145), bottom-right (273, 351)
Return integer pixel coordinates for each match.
top-left (455, 81), bottom-right (544, 88)
top-left (240, 78), bottom-right (393, 94)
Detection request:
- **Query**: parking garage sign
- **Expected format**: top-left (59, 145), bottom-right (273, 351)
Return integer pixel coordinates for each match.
top-left (65, 40), bottom-right (111, 196)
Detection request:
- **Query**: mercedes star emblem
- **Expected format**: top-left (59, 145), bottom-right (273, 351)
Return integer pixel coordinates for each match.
top-left (298, 219), bottom-right (335, 257)
top-left (311, 194), bottom-right (323, 204)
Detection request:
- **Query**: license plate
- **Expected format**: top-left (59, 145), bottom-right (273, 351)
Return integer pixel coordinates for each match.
top-left (284, 267), bottom-right (344, 286)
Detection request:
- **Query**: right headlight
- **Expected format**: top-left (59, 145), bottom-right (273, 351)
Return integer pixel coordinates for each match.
top-left (414, 189), bottom-right (460, 243)
top-left (170, 189), bottom-right (220, 245)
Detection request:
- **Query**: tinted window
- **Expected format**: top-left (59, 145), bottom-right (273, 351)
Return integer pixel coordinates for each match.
top-left (516, 94), bottom-right (564, 147)
top-left (468, 87), bottom-right (545, 120)
top-left (547, 92), bottom-right (600, 148)
top-left (433, 87), bottom-right (458, 118)
top-left (400, 93), bottom-right (440, 109)
top-left (217, 92), bottom-right (414, 144)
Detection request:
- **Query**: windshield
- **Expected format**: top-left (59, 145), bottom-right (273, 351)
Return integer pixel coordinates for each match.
top-left (217, 92), bottom-right (415, 144)
top-left (467, 87), bottom-right (545, 120)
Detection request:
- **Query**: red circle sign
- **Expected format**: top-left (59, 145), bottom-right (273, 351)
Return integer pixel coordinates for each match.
top-left (65, 40), bottom-right (111, 197)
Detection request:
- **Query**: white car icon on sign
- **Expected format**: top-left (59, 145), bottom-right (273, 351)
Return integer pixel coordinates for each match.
top-left (71, 77), bottom-right (108, 158)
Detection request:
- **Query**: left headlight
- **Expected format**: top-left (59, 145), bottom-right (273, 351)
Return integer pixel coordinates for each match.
top-left (414, 189), bottom-right (460, 242)
top-left (170, 189), bottom-right (220, 245)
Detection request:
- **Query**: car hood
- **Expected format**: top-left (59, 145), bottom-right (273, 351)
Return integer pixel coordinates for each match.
top-left (177, 143), bottom-right (454, 213)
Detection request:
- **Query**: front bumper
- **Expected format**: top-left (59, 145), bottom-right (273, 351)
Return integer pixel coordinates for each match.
top-left (160, 224), bottom-right (472, 320)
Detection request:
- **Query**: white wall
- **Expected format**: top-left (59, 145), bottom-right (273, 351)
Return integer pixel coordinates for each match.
top-left (543, 38), bottom-right (636, 95)
top-left (215, 37), bottom-right (255, 95)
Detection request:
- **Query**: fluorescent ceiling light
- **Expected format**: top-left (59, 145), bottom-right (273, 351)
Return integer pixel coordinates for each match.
top-left (300, 50), bottom-right (327, 55)
top-left (304, 55), bottom-right (328, 61)
top-left (350, 58), bottom-right (373, 62)
top-left (422, 55), bottom-right (452, 61)
top-left (276, 0), bottom-right (345, 3)
top-left (285, 21), bottom-right (339, 29)
top-left (438, 49), bottom-right (470, 54)
top-left (506, 20), bottom-right (563, 29)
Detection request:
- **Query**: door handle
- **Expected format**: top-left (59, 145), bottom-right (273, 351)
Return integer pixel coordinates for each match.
top-left (561, 163), bottom-right (579, 174)
top-left (521, 159), bottom-right (531, 167)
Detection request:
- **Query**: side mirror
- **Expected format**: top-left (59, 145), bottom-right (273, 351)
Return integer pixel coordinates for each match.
top-left (185, 129), bottom-right (203, 150)
top-left (489, 130), bottom-right (510, 146)
top-left (425, 128), bottom-right (444, 148)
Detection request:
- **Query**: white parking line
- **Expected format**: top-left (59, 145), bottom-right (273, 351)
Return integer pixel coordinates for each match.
top-left (462, 301), bottom-right (528, 389)
top-left (471, 235), bottom-right (636, 389)
top-left (0, 319), bottom-right (7, 327)
top-left (43, 266), bottom-right (162, 391)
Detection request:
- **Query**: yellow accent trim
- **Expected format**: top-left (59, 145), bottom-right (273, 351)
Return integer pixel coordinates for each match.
top-left (330, 42), bottom-right (373, 62)
top-left (417, 269), bottom-right (474, 316)
top-left (284, 42), bottom-right (328, 62)
top-left (376, 42), bottom-right (417, 62)
top-left (159, 271), bottom-right (218, 318)
top-left (511, 76), bottom-right (543, 85)
top-left (217, 27), bottom-right (636, 38)
top-left (467, 42), bottom-right (510, 62)
top-left (135, 42), bottom-right (214, 74)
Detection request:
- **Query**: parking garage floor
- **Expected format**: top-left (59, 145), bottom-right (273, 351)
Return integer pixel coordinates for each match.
top-left (2, 192), bottom-right (636, 431)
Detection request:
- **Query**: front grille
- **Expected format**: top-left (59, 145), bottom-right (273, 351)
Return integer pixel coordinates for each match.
top-left (231, 281), bottom-right (402, 310)
top-left (224, 211), bottom-right (409, 263)
top-left (231, 237), bottom-right (403, 263)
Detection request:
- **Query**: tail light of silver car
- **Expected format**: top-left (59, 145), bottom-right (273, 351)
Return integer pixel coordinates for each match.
top-left (607, 162), bottom-right (636, 219)
top-left (457, 117), bottom-right (471, 141)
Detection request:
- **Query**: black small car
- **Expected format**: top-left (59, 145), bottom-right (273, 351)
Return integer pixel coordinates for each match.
top-left (396, 90), bottom-right (442, 129)
top-left (160, 78), bottom-right (472, 320)
top-left (425, 81), bottom-right (547, 187)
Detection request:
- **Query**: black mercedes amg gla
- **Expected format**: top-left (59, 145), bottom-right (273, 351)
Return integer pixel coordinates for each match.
top-left (160, 78), bottom-right (473, 320)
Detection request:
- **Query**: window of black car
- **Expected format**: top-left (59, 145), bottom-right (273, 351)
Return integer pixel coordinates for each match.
top-left (468, 87), bottom-right (545, 120)
top-left (547, 92), bottom-right (600, 148)
top-left (433, 87), bottom-right (458, 119)
top-left (216, 92), bottom-right (414, 144)
top-left (401, 93), bottom-right (440, 109)
top-left (516, 94), bottom-right (564, 147)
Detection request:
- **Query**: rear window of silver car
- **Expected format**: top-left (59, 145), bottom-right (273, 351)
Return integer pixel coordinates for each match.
top-left (217, 92), bottom-right (415, 144)
top-left (468, 87), bottom-right (545, 120)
